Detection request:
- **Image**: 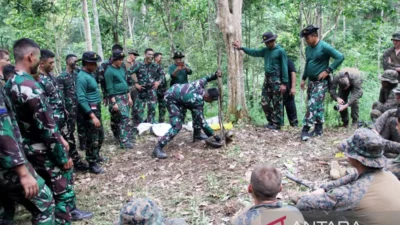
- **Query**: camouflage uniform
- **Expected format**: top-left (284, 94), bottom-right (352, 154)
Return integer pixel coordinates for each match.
top-left (297, 129), bottom-right (400, 225)
top-left (329, 68), bottom-right (363, 125)
top-left (373, 108), bottom-right (400, 154)
top-left (387, 163), bottom-right (400, 180)
top-left (157, 67), bottom-right (168, 123)
top-left (114, 198), bottom-right (187, 225)
top-left (57, 69), bottom-right (84, 163)
top-left (371, 70), bottom-right (398, 121)
top-left (382, 32), bottom-right (400, 79)
top-left (157, 74), bottom-right (217, 148)
top-left (0, 87), bottom-right (55, 225)
top-left (126, 61), bottom-right (139, 127)
top-left (5, 71), bottom-right (75, 225)
top-left (128, 62), bottom-right (165, 127)
top-left (230, 202), bottom-right (304, 225)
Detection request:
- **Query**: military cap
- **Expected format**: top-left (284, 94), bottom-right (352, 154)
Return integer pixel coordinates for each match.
top-left (391, 31), bottom-right (400, 41)
top-left (128, 50), bottom-right (140, 56)
top-left (112, 50), bottom-right (125, 61)
top-left (172, 51), bottom-right (185, 59)
top-left (300, 25), bottom-right (319, 38)
top-left (80, 51), bottom-right (102, 63)
top-left (261, 32), bottom-right (277, 43)
top-left (338, 128), bottom-right (387, 168)
top-left (379, 69), bottom-right (399, 84)
top-left (207, 88), bottom-right (220, 101)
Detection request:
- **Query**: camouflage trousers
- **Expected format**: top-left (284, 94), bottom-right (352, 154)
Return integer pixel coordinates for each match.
top-left (387, 163), bottom-right (400, 180)
top-left (0, 163), bottom-right (55, 225)
top-left (379, 116), bottom-right (400, 154)
top-left (109, 94), bottom-right (133, 147)
top-left (77, 108), bottom-right (87, 151)
top-left (338, 88), bottom-right (360, 124)
top-left (157, 88), bottom-right (167, 123)
top-left (53, 108), bottom-right (66, 131)
top-left (62, 104), bottom-right (81, 164)
top-left (25, 149), bottom-right (76, 225)
top-left (303, 80), bottom-right (328, 127)
top-left (130, 87), bottom-right (138, 125)
top-left (132, 88), bottom-right (157, 127)
top-left (83, 103), bottom-right (104, 163)
top-left (261, 75), bottom-right (283, 126)
top-left (110, 103), bottom-right (120, 140)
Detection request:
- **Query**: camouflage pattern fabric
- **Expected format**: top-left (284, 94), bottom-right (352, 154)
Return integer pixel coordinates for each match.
top-left (77, 108), bottom-right (87, 151)
top-left (109, 94), bottom-right (132, 147)
top-left (231, 202), bottom-right (304, 225)
top-left (83, 103), bottom-right (104, 163)
top-left (387, 163), bottom-right (400, 180)
top-left (4, 71), bottom-right (75, 225)
top-left (110, 106), bottom-right (121, 139)
top-left (371, 84), bottom-right (398, 121)
top-left (157, 75), bottom-right (216, 148)
top-left (382, 47), bottom-right (400, 73)
top-left (0, 87), bottom-right (55, 225)
top-left (373, 109), bottom-right (400, 154)
top-left (157, 88), bottom-right (167, 123)
top-left (303, 80), bottom-right (328, 127)
top-left (261, 74), bottom-right (283, 126)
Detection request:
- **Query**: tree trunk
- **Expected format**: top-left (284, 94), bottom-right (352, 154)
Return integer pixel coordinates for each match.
top-left (216, 0), bottom-right (249, 120)
top-left (82, 0), bottom-right (93, 51)
top-left (343, 15), bottom-right (346, 42)
top-left (92, 0), bottom-right (103, 59)
top-left (122, 0), bottom-right (127, 50)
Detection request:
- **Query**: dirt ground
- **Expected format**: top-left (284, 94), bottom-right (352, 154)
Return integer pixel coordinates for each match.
top-left (16, 125), bottom-right (355, 225)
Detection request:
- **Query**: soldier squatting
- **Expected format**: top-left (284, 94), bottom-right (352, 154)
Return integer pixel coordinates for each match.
top-left (2, 28), bottom-right (400, 225)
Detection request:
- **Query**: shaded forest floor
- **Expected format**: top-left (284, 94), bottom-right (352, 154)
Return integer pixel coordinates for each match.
top-left (16, 125), bottom-right (356, 225)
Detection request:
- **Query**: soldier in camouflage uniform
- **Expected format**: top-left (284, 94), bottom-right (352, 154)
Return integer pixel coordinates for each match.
top-left (370, 70), bottom-right (399, 121)
top-left (233, 32), bottom-right (289, 130)
top-left (76, 51), bottom-right (106, 174)
top-left (386, 108), bottom-right (400, 180)
top-left (382, 31), bottom-right (400, 80)
top-left (230, 164), bottom-right (304, 225)
top-left (154, 52), bottom-right (168, 123)
top-left (5, 38), bottom-right (92, 224)
top-left (125, 50), bottom-right (140, 123)
top-left (299, 25), bottom-right (344, 141)
top-left (0, 49), bottom-right (10, 88)
top-left (0, 86), bottom-right (55, 225)
top-left (114, 198), bottom-right (188, 225)
top-left (152, 72), bottom-right (222, 159)
top-left (57, 54), bottom-right (89, 171)
top-left (329, 67), bottom-right (363, 127)
top-left (129, 48), bottom-right (165, 127)
top-left (293, 128), bottom-right (400, 225)
top-left (105, 50), bottom-right (134, 149)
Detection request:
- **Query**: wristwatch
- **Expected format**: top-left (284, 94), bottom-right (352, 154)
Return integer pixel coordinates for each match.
top-left (325, 67), bottom-right (332, 73)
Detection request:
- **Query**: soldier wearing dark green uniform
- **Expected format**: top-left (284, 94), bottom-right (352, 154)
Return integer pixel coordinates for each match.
top-left (329, 67), bottom-right (363, 127)
top-left (76, 51), bottom-right (105, 174)
top-left (152, 71), bottom-right (222, 159)
top-left (105, 50), bottom-right (134, 149)
top-left (129, 48), bottom-right (165, 127)
top-left (57, 54), bottom-right (89, 171)
top-left (5, 38), bottom-right (92, 225)
top-left (300, 25), bottom-right (344, 141)
top-left (154, 52), bottom-right (167, 123)
top-left (233, 32), bottom-right (289, 130)
top-left (0, 84), bottom-right (55, 225)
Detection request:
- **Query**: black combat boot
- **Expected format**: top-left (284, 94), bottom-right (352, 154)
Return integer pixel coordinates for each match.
top-left (301, 126), bottom-right (311, 141)
top-left (97, 156), bottom-right (109, 164)
top-left (152, 146), bottom-right (167, 159)
top-left (266, 123), bottom-right (281, 130)
top-left (311, 123), bottom-right (323, 137)
top-left (193, 129), bottom-right (208, 142)
top-left (89, 162), bottom-right (105, 174)
top-left (73, 160), bottom-right (89, 172)
top-left (71, 208), bottom-right (93, 221)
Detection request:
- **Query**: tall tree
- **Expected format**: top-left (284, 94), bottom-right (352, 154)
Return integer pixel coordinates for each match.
top-left (92, 0), bottom-right (103, 59)
top-left (216, 0), bottom-right (249, 120)
top-left (82, 0), bottom-right (93, 51)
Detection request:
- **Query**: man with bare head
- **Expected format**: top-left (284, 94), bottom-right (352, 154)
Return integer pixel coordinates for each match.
top-left (231, 164), bottom-right (304, 225)
top-left (0, 49), bottom-right (10, 87)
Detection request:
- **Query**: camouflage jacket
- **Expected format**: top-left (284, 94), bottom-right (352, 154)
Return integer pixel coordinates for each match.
top-left (373, 108), bottom-right (400, 151)
top-left (0, 87), bottom-right (26, 171)
top-left (230, 201), bottom-right (304, 225)
top-left (329, 68), bottom-right (363, 106)
top-left (38, 73), bottom-right (65, 114)
top-left (128, 62), bottom-right (165, 87)
top-left (4, 72), bottom-right (69, 166)
top-left (57, 69), bottom-right (79, 109)
top-left (96, 59), bottom-right (127, 98)
top-left (382, 47), bottom-right (400, 71)
top-left (375, 85), bottom-right (398, 112)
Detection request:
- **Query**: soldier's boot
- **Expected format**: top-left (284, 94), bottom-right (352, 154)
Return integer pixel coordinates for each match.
top-left (266, 123), bottom-right (281, 130)
top-left (89, 162), bottom-right (105, 174)
top-left (97, 156), bottom-right (109, 164)
top-left (152, 146), bottom-right (167, 159)
top-left (71, 208), bottom-right (94, 221)
top-left (73, 160), bottom-right (89, 172)
top-left (311, 123), bottom-right (323, 137)
top-left (193, 129), bottom-right (208, 142)
top-left (301, 126), bottom-right (311, 141)
top-left (342, 121), bottom-right (349, 128)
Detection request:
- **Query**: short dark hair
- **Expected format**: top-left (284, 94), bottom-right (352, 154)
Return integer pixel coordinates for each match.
top-left (66, 54), bottom-right (77, 61)
top-left (145, 48), bottom-right (154, 54)
top-left (13, 38), bottom-right (40, 62)
top-left (250, 164), bottom-right (281, 201)
top-left (112, 44), bottom-right (123, 52)
top-left (40, 49), bottom-right (55, 60)
top-left (3, 64), bottom-right (14, 81)
top-left (154, 52), bottom-right (162, 58)
top-left (0, 49), bottom-right (9, 59)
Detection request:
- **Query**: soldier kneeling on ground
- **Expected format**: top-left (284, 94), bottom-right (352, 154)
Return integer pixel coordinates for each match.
top-left (370, 70), bottom-right (398, 122)
top-left (114, 198), bottom-right (187, 225)
top-left (385, 107), bottom-right (400, 179)
top-left (230, 164), bottom-right (304, 225)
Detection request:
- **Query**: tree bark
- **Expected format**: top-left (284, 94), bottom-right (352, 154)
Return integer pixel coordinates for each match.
top-left (216, 0), bottom-right (249, 120)
top-left (92, 0), bottom-right (103, 59)
top-left (82, 0), bottom-right (93, 51)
